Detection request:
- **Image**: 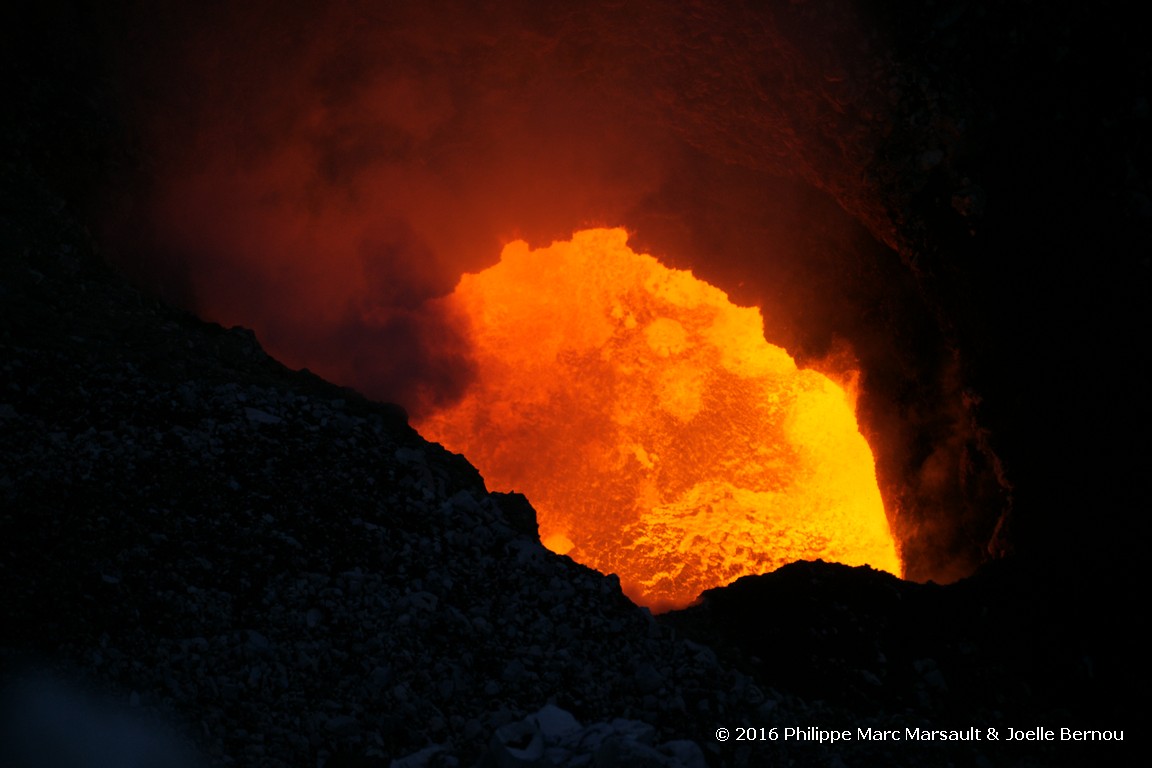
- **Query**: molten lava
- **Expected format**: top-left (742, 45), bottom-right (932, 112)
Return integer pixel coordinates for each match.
top-left (417, 228), bottom-right (900, 609)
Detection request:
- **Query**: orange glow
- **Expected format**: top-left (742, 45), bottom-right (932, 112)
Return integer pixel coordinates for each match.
top-left (417, 228), bottom-right (900, 610)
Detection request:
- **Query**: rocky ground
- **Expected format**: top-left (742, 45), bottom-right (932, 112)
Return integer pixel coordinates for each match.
top-left (0, 144), bottom-right (1130, 768)
top-left (2, 1), bottom-right (1143, 766)
top-left (0, 228), bottom-right (775, 765)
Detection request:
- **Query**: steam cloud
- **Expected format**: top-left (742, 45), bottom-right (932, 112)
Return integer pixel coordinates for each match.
top-left (106, 0), bottom-right (697, 417)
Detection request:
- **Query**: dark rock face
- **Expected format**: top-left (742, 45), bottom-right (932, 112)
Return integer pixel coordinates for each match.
top-left (663, 560), bottom-right (1133, 727)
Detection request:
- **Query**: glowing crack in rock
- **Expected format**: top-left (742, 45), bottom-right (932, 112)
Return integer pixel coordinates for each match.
top-left (417, 227), bottom-right (900, 610)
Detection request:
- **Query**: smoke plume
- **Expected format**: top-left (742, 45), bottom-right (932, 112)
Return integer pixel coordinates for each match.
top-left (104, 0), bottom-right (698, 416)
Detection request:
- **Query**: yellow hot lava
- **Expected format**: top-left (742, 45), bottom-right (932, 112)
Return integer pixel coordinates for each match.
top-left (417, 228), bottom-right (900, 609)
